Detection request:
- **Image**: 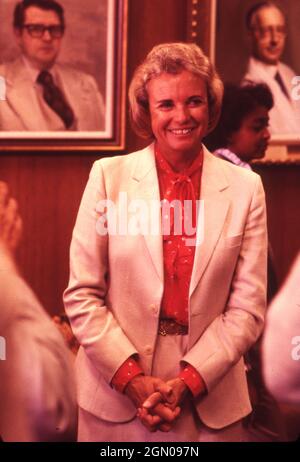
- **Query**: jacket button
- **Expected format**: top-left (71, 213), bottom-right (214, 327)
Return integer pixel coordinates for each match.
top-left (150, 303), bottom-right (158, 315)
top-left (145, 346), bottom-right (153, 355)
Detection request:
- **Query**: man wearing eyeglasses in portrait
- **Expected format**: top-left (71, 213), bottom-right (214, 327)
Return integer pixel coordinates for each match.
top-left (243, 1), bottom-right (300, 135)
top-left (0, 0), bottom-right (105, 131)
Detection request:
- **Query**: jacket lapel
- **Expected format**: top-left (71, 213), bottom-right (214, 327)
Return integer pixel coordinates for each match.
top-left (189, 148), bottom-right (230, 296)
top-left (131, 144), bottom-right (164, 283)
top-left (4, 58), bottom-right (50, 131)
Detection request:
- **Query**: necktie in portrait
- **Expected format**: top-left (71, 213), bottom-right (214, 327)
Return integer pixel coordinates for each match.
top-left (274, 71), bottom-right (290, 100)
top-left (37, 70), bottom-right (74, 128)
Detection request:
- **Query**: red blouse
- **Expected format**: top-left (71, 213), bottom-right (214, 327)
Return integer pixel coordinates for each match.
top-left (155, 145), bottom-right (203, 325)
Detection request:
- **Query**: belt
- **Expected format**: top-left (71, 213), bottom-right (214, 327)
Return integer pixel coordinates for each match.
top-left (158, 319), bottom-right (188, 336)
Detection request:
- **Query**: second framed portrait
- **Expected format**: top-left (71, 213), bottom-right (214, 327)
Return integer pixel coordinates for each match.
top-left (210, 0), bottom-right (300, 145)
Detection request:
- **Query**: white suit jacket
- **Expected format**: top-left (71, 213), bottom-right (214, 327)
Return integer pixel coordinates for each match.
top-left (0, 57), bottom-right (105, 131)
top-left (0, 244), bottom-right (77, 441)
top-left (243, 57), bottom-right (300, 136)
top-left (64, 144), bottom-right (267, 429)
top-left (263, 252), bottom-right (300, 405)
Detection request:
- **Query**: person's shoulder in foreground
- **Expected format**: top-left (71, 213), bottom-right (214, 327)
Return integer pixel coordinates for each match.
top-left (262, 252), bottom-right (300, 405)
top-left (0, 181), bottom-right (77, 441)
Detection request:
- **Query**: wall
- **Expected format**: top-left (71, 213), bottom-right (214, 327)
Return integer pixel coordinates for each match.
top-left (254, 164), bottom-right (300, 286)
top-left (0, 0), bottom-right (299, 315)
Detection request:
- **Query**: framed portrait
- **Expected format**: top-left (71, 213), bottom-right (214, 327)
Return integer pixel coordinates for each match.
top-left (187, 0), bottom-right (300, 163)
top-left (0, 0), bottom-right (128, 151)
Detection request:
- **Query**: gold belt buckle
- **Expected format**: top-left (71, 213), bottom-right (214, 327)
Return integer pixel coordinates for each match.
top-left (158, 319), bottom-right (188, 336)
top-left (158, 322), bottom-right (167, 337)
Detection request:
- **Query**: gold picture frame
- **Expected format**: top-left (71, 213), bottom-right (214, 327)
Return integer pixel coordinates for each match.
top-left (0, 0), bottom-right (128, 152)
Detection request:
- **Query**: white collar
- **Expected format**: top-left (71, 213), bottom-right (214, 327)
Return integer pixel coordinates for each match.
top-left (213, 148), bottom-right (252, 171)
top-left (249, 56), bottom-right (279, 79)
top-left (22, 55), bottom-right (56, 83)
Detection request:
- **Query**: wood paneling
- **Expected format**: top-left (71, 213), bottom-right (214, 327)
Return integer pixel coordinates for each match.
top-left (254, 165), bottom-right (300, 286)
top-left (1, 153), bottom-right (99, 312)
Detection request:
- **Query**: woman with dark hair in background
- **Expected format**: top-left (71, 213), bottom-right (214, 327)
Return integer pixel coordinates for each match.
top-left (204, 83), bottom-right (284, 441)
top-left (205, 83), bottom-right (272, 165)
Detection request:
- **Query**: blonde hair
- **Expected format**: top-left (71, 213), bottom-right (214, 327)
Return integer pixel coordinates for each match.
top-left (128, 42), bottom-right (224, 139)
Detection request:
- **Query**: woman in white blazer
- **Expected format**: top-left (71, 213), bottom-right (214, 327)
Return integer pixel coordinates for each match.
top-left (64, 43), bottom-right (268, 442)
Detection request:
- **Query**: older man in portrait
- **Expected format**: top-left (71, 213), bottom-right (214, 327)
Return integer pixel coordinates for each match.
top-left (0, 0), bottom-right (105, 131)
top-left (243, 1), bottom-right (300, 135)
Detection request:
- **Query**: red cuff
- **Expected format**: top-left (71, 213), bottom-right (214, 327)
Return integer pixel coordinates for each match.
top-left (179, 363), bottom-right (207, 398)
top-left (111, 357), bottom-right (144, 393)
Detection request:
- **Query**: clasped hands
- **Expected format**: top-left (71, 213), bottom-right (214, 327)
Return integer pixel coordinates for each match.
top-left (125, 374), bottom-right (189, 433)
